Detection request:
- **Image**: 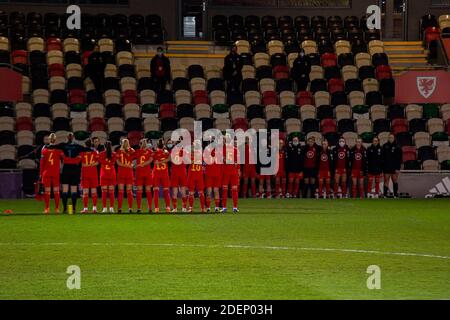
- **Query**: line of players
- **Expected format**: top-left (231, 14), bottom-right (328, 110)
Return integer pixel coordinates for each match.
top-left (39, 133), bottom-right (241, 214)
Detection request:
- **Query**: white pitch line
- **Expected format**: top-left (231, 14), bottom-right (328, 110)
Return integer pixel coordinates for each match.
top-left (0, 242), bottom-right (449, 261)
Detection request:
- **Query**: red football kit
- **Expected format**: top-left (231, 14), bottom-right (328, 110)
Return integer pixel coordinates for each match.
top-left (187, 150), bottom-right (205, 191)
top-left (115, 148), bottom-right (135, 185)
top-left (170, 148), bottom-right (188, 188)
top-left (204, 149), bottom-right (222, 189)
top-left (335, 146), bottom-right (348, 175)
top-left (40, 147), bottom-right (64, 188)
top-left (134, 148), bottom-right (153, 186)
top-left (351, 147), bottom-right (365, 179)
top-left (276, 149), bottom-right (286, 178)
top-left (222, 145), bottom-right (240, 187)
top-left (152, 148), bottom-right (170, 188)
top-left (99, 152), bottom-right (117, 186)
top-left (243, 144), bottom-right (257, 179)
top-left (80, 150), bottom-right (99, 189)
top-left (318, 149), bottom-right (332, 179)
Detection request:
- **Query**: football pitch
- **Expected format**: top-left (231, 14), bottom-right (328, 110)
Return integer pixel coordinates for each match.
top-left (0, 199), bottom-right (449, 300)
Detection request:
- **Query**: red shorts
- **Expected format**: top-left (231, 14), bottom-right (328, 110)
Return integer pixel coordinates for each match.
top-left (351, 170), bottom-right (365, 179)
top-left (188, 175), bottom-right (204, 191)
top-left (81, 174), bottom-right (98, 189)
top-left (335, 168), bottom-right (347, 176)
top-left (288, 172), bottom-right (303, 180)
top-left (276, 170), bottom-right (286, 178)
top-left (205, 175), bottom-right (222, 188)
top-left (318, 170), bottom-right (331, 179)
top-left (153, 174), bottom-right (170, 188)
top-left (100, 176), bottom-right (116, 187)
top-left (42, 174), bottom-right (60, 188)
top-left (136, 174), bottom-right (153, 186)
top-left (170, 172), bottom-right (188, 188)
top-left (243, 164), bottom-right (257, 178)
top-left (222, 173), bottom-right (239, 187)
top-left (117, 173), bottom-right (134, 185)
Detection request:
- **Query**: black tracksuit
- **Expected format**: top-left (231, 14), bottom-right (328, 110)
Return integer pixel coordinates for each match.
top-left (366, 144), bottom-right (383, 176)
top-left (286, 143), bottom-right (303, 174)
top-left (382, 142), bottom-right (403, 174)
top-left (223, 52), bottom-right (243, 93)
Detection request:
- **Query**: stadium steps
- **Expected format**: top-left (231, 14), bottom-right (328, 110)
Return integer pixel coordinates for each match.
top-left (384, 41), bottom-right (429, 73)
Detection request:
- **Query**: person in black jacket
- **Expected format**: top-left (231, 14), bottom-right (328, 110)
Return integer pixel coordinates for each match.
top-left (223, 45), bottom-right (242, 93)
top-left (286, 136), bottom-right (303, 198)
top-left (366, 136), bottom-right (383, 198)
top-left (349, 138), bottom-right (367, 198)
top-left (150, 47), bottom-right (171, 93)
top-left (382, 133), bottom-right (403, 197)
top-left (85, 49), bottom-right (106, 92)
top-left (302, 136), bottom-right (321, 198)
top-left (317, 139), bottom-right (334, 198)
top-left (291, 49), bottom-right (311, 91)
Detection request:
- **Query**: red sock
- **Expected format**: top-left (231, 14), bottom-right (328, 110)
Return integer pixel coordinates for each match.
top-left (342, 183), bottom-right (347, 196)
top-left (92, 193), bottom-right (97, 208)
top-left (118, 190), bottom-right (124, 209)
top-left (375, 177), bottom-right (380, 194)
top-left (367, 176), bottom-right (374, 194)
top-left (136, 190), bottom-right (143, 209)
top-left (109, 190), bottom-right (115, 207)
top-left (295, 180), bottom-right (301, 196)
top-left (242, 182), bottom-right (248, 198)
top-left (127, 191), bottom-right (133, 209)
top-left (251, 183), bottom-right (256, 197)
top-left (205, 194), bottom-right (211, 208)
top-left (232, 189), bottom-right (238, 208)
top-left (54, 191), bottom-right (60, 210)
top-left (352, 185), bottom-right (357, 198)
top-left (282, 180), bottom-right (286, 196)
top-left (44, 192), bottom-right (50, 210)
top-left (189, 194), bottom-right (194, 208)
top-left (163, 189), bottom-right (170, 208)
top-left (153, 189), bottom-right (159, 209)
top-left (222, 187), bottom-right (228, 208)
top-left (288, 180), bottom-right (294, 195)
top-left (359, 183), bottom-right (365, 198)
top-left (215, 198), bottom-right (220, 208)
top-left (318, 180), bottom-right (324, 195)
top-left (325, 181), bottom-right (331, 195)
top-left (275, 181), bottom-right (280, 197)
top-left (146, 190), bottom-right (152, 211)
top-left (83, 194), bottom-right (89, 208)
top-left (102, 191), bottom-right (107, 208)
top-left (199, 193), bottom-right (205, 210)
top-left (172, 197), bottom-right (177, 209)
top-left (334, 182), bottom-right (339, 195)
top-left (182, 196), bottom-right (187, 209)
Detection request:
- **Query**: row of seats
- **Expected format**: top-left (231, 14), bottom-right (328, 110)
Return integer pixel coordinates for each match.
top-left (0, 11), bottom-right (164, 45)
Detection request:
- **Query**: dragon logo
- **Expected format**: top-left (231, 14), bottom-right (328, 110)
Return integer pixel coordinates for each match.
top-left (417, 77), bottom-right (436, 99)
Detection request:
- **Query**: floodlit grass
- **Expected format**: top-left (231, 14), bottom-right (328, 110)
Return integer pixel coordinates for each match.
top-left (0, 198), bottom-right (449, 299)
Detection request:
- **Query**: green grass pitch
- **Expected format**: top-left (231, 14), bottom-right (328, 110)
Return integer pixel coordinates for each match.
top-left (0, 198), bottom-right (449, 300)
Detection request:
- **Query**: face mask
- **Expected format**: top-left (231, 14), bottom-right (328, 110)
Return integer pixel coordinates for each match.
top-left (167, 144), bottom-right (173, 149)
top-left (293, 141), bottom-right (299, 146)
top-left (339, 142), bottom-right (345, 147)
top-left (147, 143), bottom-right (153, 149)
top-left (157, 52), bottom-right (163, 56)
top-left (300, 53), bottom-right (305, 57)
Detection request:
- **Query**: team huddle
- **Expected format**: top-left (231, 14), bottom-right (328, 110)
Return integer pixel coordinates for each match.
top-left (38, 131), bottom-right (402, 215)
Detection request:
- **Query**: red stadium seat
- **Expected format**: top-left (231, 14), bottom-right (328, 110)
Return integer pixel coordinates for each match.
top-left (320, 118), bottom-right (337, 134)
top-left (425, 26), bottom-right (441, 45)
top-left (376, 65), bottom-right (392, 80)
top-left (46, 38), bottom-right (62, 51)
top-left (392, 118), bottom-right (409, 135)
top-left (122, 90), bottom-right (138, 104)
top-left (402, 146), bottom-right (417, 162)
top-left (11, 50), bottom-right (28, 65)
top-left (159, 103), bottom-right (176, 118)
top-left (128, 130), bottom-right (143, 147)
top-left (321, 53), bottom-right (337, 68)
top-left (328, 78), bottom-right (344, 94)
top-left (16, 117), bottom-right (33, 131)
top-left (296, 91), bottom-right (314, 106)
top-left (446, 120), bottom-right (450, 135)
top-left (232, 118), bottom-right (249, 131)
top-left (69, 89), bottom-right (86, 104)
top-left (262, 91), bottom-right (278, 106)
top-left (193, 90), bottom-right (209, 105)
top-left (273, 65), bottom-right (289, 79)
top-left (89, 117), bottom-right (106, 132)
top-left (49, 63), bottom-right (65, 77)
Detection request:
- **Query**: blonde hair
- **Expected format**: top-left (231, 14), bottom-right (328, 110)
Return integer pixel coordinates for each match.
top-left (139, 138), bottom-right (147, 149)
top-left (49, 133), bottom-right (57, 144)
top-left (121, 138), bottom-right (130, 151)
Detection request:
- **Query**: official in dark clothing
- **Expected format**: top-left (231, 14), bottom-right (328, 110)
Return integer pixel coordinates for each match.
top-left (366, 136), bottom-right (383, 197)
top-left (382, 133), bottom-right (403, 197)
top-left (286, 136), bottom-right (303, 198)
top-left (223, 45), bottom-right (243, 93)
top-left (291, 49), bottom-right (311, 91)
top-left (301, 137), bottom-right (321, 198)
top-left (150, 46), bottom-right (171, 93)
top-left (85, 50), bottom-right (106, 92)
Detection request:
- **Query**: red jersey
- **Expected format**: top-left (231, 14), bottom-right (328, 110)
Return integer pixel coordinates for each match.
top-left (79, 150), bottom-right (99, 177)
top-left (170, 148), bottom-right (188, 176)
top-left (319, 149), bottom-right (331, 172)
top-left (303, 145), bottom-right (318, 169)
top-left (223, 145), bottom-right (239, 174)
top-left (276, 149), bottom-right (286, 176)
top-left (352, 147), bottom-right (364, 171)
top-left (205, 149), bottom-right (221, 177)
top-left (134, 148), bottom-right (153, 177)
top-left (153, 148), bottom-right (170, 176)
top-left (335, 146), bottom-right (348, 170)
top-left (115, 148), bottom-right (135, 177)
top-left (98, 152), bottom-right (116, 179)
top-left (40, 148), bottom-right (64, 176)
top-left (188, 150), bottom-right (204, 177)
